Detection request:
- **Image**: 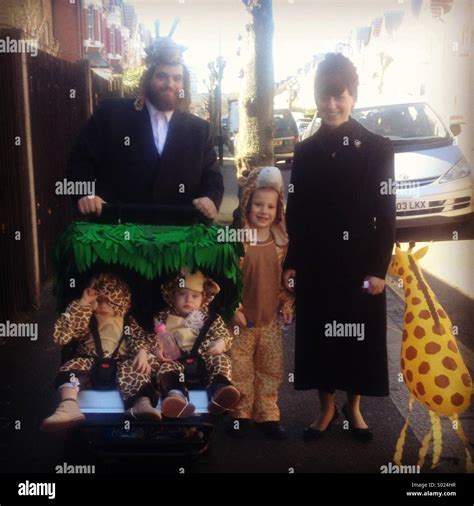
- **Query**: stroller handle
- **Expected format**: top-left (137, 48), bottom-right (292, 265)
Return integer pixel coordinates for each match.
top-left (102, 203), bottom-right (200, 213)
top-left (88, 202), bottom-right (213, 225)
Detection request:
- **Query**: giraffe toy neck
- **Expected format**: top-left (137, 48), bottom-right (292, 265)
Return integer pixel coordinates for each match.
top-left (404, 256), bottom-right (444, 335)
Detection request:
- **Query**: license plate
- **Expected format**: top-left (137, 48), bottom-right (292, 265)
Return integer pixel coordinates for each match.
top-left (396, 200), bottom-right (427, 211)
top-left (274, 140), bottom-right (283, 146)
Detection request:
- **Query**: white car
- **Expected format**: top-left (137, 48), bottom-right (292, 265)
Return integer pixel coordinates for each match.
top-left (296, 117), bottom-right (312, 139)
top-left (302, 102), bottom-right (473, 228)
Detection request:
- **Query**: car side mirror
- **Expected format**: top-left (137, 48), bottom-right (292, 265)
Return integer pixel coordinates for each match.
top-left (450, 123), bottom-right (462, 136)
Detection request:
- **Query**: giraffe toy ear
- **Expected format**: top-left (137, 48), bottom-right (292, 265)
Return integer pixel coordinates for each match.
top-left (413, 245), bottom-right (429, 260)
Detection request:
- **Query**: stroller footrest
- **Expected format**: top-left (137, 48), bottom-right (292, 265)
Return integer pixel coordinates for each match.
top-left (78, 389), bottom-right (210, 414)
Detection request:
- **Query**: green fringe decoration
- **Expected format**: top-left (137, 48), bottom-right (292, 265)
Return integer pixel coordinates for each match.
top-left (53, 223), bottom-right (243, 320)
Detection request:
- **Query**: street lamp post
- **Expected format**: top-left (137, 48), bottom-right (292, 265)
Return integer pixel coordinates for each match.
top-left (217, 57), bottom-right (225, 166)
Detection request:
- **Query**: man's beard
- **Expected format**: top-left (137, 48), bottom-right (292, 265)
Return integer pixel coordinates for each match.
top-left (146, 85), bottom-right (179, 112)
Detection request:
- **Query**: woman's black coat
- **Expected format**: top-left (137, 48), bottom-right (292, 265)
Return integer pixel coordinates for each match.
top-left (285, 117), bottom-right (396, 396)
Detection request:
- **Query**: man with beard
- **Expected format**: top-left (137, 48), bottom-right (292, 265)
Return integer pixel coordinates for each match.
top-left (67, 38), bottom-right (223, 220)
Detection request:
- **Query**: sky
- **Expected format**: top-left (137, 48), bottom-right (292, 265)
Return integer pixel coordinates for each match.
top-left (128, 0), bottom-right (408, 93)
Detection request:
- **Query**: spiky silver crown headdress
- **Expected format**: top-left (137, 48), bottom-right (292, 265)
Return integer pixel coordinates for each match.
top-left (144, 37), bottom-right (187, 66)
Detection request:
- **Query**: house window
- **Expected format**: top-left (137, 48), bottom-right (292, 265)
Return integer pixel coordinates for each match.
top-left (87, 6), bottom-right (94, 40)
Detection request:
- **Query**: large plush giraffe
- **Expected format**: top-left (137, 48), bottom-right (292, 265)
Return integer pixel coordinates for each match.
top-left (388, 242), bottom-right (473, 471)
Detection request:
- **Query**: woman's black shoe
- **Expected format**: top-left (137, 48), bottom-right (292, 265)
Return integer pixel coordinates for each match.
top-left (342, 404), bottom-right (373, 442)
top-left (303, 408), bottom-right (339, 442)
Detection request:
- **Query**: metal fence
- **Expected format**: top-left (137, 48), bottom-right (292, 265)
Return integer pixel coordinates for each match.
top-left (0, 28), bottom-right (123, 321)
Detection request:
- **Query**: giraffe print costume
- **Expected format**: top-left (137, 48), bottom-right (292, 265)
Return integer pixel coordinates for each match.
top-left (389, 243), bottom-right (473, 471)
top-left (153, 308), bottom-right (234, 388)
top-left (53, 273), bottom-right (160, 408)
top-left (230, 166), bottom-right (295, 423)
top-left (231, 317), bottom-right (284, 422)
top-left (152, 270), bottom-right (235, 394)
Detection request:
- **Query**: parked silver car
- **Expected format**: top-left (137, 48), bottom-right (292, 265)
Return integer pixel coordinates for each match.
top-left (302, 101), bottom-right (473, 228)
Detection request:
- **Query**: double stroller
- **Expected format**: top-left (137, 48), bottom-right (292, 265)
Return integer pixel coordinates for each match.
top-left (52, 204), bottom-right (242, 466)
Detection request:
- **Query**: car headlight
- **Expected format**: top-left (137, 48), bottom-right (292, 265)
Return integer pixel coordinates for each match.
top-left (439, 156), bottom-right (471, 183)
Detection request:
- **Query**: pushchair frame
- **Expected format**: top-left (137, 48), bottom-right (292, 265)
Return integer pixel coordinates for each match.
top-left (53, 204), bottom-right (243, 464)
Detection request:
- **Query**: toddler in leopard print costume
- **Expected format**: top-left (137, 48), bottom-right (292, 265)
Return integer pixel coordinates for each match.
top-left (41, 273), bottom-right (162, 431)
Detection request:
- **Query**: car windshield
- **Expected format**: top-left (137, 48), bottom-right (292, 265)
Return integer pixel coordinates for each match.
top-left (352, 103), bottom-right (450, 144)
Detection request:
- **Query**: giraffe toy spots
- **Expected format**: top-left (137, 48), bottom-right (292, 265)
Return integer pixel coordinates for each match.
top-left (388, 242), bottom-right (473, 471)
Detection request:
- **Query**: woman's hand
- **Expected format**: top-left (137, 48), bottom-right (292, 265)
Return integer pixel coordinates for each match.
top-left (133, 349), bottom-right (151, 374)
top-left (283, 269), bottom-right (296, 292)
top-left (234, 309), bottom-right (247, 328)
top-left (365, 276), bottom-right (385, 295)
top-left (206, 338), bottom-right (225, 356)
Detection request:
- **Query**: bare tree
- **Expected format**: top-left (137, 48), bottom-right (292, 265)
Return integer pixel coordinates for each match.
top-left (203, 69), bottom-right (217, 141)
top-left (201, 79), bottom-right (212, 120)
top-left (235, 0), bottom-right (274, 179)
top-left (12, 0), bottom-right (59, 55)
top-left (288, 80), bottom-right (299, 111)
top-left (207, 57), bottom-right (226, 145)
top-left (377, 52), bottom-right (394, 95)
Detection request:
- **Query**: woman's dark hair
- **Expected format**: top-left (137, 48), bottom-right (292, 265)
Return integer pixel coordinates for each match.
top-left (314, 53), bottom-right (359, 100)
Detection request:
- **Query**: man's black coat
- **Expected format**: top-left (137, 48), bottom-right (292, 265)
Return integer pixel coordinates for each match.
top-left (67, 98), bottom-right (223, 209)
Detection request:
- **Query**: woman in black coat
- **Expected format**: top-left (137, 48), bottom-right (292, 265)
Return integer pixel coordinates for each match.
top-left (283, 54), bottom-right (396, 442)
